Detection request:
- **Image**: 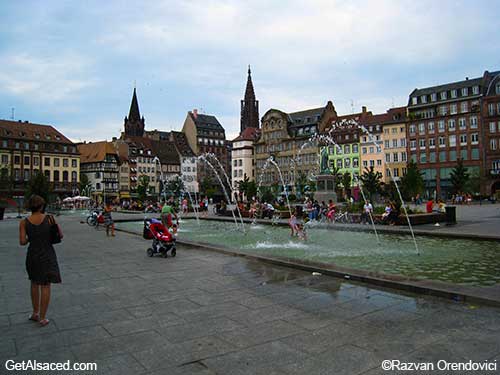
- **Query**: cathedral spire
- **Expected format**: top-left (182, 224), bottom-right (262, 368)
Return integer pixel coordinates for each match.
top-left (240, 65), bottom-right (259, 132)
top-left (124, 87), bottom-right (145, 137)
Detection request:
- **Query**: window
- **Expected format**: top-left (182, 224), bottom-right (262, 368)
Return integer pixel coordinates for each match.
top-left (419, 123), bottom-right (425, 133)
top-left (24, 169), bottom-right (30, 181)
top-left (451, 89), bottom-right (457, 98)
top-left (449, 135), bottom-right (457, 147)
top-left (458, 118), bottom-right (466, 129)
top-left (429, 152), bottom-right (436, 163)
top-left (375, 159), bottom-right (381, 166)
top-left (470, 116), bottom-right (478, 128)
top-left (352, 144), bottom-right (359, 153)
top-left (412, 97), bottom-right (418, 105)
top-left (471, 148), bottom-right (479, 160)
top-left (44, 157), bottom-right (50, 166)
top-left (429, 138), bottom-right (436, 148)
top-left (369, 146), bottom-right (374, 153)
top-left (438, 120), bottom-right (445, 132)
top-left (2, 140), bottom-right (7, 147)
top-left (369, 160), bottom-right (374, 167)
top-left (63, 159), bottom-right (68, 167)
top-left (488, 103), bottom-right (495, 115)
top-left (386, 168), bottom-right (391, 177)
top-left (391, 139), bottom-right (397, 148)
top-left (491, 139), bottom-right (497, 150)
top-left (24, 143), bottom-right (29, 150)
top-left (362, 147), bottom-right (367, 154)
top-left (439, 136), bottom-right (446, 147)
top-left (72, 171), bottom-right (77, 181)
top-left (384, 140), bottom-right (390, 148)
top-left (461, 102), bottom-right (468, 113)
top-left (353, 158), bottom-right (359, 168)
top-left (363, 160), bottom-right (368, 167)
top-left (410, 140), bottom-right (416, 149)
top-left (450, 104), bottom-right (457, 114)
top-left (461, 149), bottom-right (468, 160)
top-left (233, 160), bottom-right (237, 167)
top-left (448, 119), bottom-right (456, 130)
top-left (401, 152), bottom-right (407, 162)
top-left (15, 142), bottom-right (19, 149)
top-left (496, 83), bottom-right (500, 95)
top-left (449, 150), bottom-right (457, 161)
top-left (1, 155), bottom-right (8, 163)
top-left (53, 170), bottom-right (60, 182)
top-left (471, 133), bottom-right (479, 144)
top-left (393, 152), bottom-right (399, 162)
top-left (439, 151), bottom-right (446, 162)
top-left (460, 134), bottom-right (467, 145)
top-left (438, 106), bottom-right (447, 116)
top-left (490, 122), bottom-right (497, 133)
top-left (419, 139), bottom-right (426, 149)
top-left (440, 91), bottom-right (447, 100)
top-left (24, 156), bottom-right (30, 165)
top-left (344, 145), bottom-right (350, 154)
top-left (72, 159), bottom-right (77, 168)
top-left (409, 124), bottom-right (416, 134)
top-left (54, 158), bottom-right (60, 167)
top-left (431, 93), bottom-right (437, 102)
top-left (472, 86), bottom-right (479, 95)
top-left (428, 122), bottom-right (435, 132)
top-left (344, 158), bottom-right (351, 167)
top-left (420, 153), bottom-right (426, 163)
top-left (337, 159), bottom-right (342, 168)
top-left (400, 138), bottom-right (406, 147)
top-left (421, 95), bottom-right (427, 103)
top-left (13, 155), bottom-right (19, 165)
top-left (461, 87), bottom-right (468, 96)
top-left (62, 171), bottom-right (69, 182)
top-left (385, 153), bottom-right (391, 163)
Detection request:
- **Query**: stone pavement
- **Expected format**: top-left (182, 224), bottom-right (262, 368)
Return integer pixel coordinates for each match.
top-left (1, 215), bottom-right (500, 374)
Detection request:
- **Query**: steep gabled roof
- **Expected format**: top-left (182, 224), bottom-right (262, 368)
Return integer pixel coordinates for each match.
top-left (232, 127), bottom-right (260, 142)
top-left (189, 112), bottom-right (225, 131)
top-left (0, 119), bottom-right (74, 144)
top-left (171, 131), bottom-right (196, 157)
top-left (128, 88), bottom-right (141, 121)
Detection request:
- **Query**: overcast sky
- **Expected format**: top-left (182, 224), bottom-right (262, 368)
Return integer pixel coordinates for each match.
top-left (1, 0), bottom-right (499, 141)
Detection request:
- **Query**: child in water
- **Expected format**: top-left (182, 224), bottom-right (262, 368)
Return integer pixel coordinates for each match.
top-left (288, 210), bottom-right (306, 240)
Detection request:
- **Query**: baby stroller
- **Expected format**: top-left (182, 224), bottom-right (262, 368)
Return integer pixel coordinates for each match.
top-left (143, 218), bottom-right (176, 258)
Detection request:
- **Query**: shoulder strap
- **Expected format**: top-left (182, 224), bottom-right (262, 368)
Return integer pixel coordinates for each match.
top-left (46, 214), bottom-right (54, 225)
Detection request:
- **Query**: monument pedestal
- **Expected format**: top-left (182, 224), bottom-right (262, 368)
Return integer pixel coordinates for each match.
top-left (314, 175), bottom-right (337, 203)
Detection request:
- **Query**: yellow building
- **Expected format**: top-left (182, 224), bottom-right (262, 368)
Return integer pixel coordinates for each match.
top-left (381, 107), bottom-right (408, 182)
top-left (0, 119), bottom-right (80, 197)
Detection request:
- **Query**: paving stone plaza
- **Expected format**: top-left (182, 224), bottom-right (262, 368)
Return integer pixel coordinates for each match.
top-left (1, 214), bottom-right (500, 374)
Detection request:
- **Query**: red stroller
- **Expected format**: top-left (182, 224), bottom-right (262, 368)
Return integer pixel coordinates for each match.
top-left (143, 218), bottom-right (176, 258)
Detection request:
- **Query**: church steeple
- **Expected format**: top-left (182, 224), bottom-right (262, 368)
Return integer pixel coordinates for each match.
top-left (240, 65), bottom-right (259, 132)
top-left (124, 87), bottom-right (145, 137)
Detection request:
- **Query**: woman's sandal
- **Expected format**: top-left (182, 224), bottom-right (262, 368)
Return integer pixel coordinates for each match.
top-left (29, 313), bottom-right (39, 322)
top-left (39, 319), bottom-right (50, 327)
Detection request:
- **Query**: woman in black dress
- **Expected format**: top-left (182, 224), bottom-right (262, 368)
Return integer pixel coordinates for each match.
top-left (19, 195), bottom-right (62, 327)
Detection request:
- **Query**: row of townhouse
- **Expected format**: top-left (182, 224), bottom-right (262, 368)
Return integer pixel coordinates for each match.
top-left (233, 69), bottom-right (500, 199)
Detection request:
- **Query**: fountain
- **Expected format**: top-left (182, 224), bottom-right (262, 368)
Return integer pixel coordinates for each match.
top-left (329, 119), bottom-right (419, 255)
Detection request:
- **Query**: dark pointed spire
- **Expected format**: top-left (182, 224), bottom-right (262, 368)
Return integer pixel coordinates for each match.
top-left (128, 87), bottom-right (141, 121)
top-left (240, 65), bottom-right (259, 132)
top-left (124, 87), bottom-right (145, 137)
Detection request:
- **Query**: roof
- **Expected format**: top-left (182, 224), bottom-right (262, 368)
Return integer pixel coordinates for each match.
top-left (128, 88), bottom-right (141, 121)
top-left (189, 112), bottom-right (224, 131)
top-left (123, 136), bottom-right (180, 164)
top-left (78, 141), bottom-right (117, 164)
top-left (288, 107), bottom-right (325, 127)
top-left (409, 76), bottom-right (482, 100)
top-left (171, 131), bottom-right (196, 157)
top-left (0, 119), bottom-right (74, 144)
top-left (232, 127), bottom-right (260, 142)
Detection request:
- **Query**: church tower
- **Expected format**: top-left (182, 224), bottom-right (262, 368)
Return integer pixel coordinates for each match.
top-left (240, 65), bottom-right (259, 132)
top-left (124, 87), bottom-right (145, 137)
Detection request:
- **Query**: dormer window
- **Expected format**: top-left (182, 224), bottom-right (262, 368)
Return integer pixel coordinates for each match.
top-left (412, 97), bottom-right (418, 105)
top-left (440, 91), bottom-right (447, 100)
top-left (55, 135), bottom-right (61, 141)
top-left (431, 93), bottom-right (437, 102)
top-left (461, 87), bottom-right (468, 96)
top-left (35, 133), bottom-right (40, 139)
top-left (472, 86), bottom-right (479, 95)
top-left (45, 135), bottom-right (51, 140)
top-left (420, 95), bottom-right (427, 104)
top-left (20, 131), bottom-right (26, 137)
top-left (451, 89), bottom-right (457, 98)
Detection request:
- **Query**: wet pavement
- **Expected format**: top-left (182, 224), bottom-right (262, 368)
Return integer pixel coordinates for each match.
top-left (1, 214), bottom-right (500, 374)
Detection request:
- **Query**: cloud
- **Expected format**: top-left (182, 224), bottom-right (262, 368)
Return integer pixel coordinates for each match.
top-left (0, 53), bottom-right (97, 103)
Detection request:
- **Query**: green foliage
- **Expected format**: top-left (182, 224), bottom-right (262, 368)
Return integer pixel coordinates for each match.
top-left (259, 186), bottom-right (275, 204)
top-left (0, 167), bottom-right (14, 196)
top-left (236, 174), bottom-right (257, 201)
top-left (79, 173), bottom-right (90, 193)
top-left (295, 171), bottom-right (308, 197)
top-left (450, 159), bottom-right (470, 194)
top-left (465, 168), bottom-right (484, 195)
top-left (341, 172), bottom-right (352, 195)
top-left (165, 176), bottom-right (185, 199)
top-left (400, 160), bottom-right (424, 200)
top-left (25, 171), bottom-right (51, 202)
top-left (360, 166), bottom-right (382, 201)
top-left (137, 174), bottom-right (150, 202)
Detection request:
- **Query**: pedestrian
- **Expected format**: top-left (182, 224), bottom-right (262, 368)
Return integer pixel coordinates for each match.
top-left (103, 201), bottom-right (115, 236)
top-left (19, 195), bottom-right (62, 327)
top-left (362, 200), bottom-right (373, 224)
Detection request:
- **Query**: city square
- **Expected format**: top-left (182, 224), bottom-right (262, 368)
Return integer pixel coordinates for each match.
top-left (1, 1), bottom-right (500, 374)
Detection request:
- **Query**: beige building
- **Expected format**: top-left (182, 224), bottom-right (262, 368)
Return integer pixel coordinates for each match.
top-left (360, 113), bottom-right (385, 178)
top-left (231, 127), bottom-right (259, 193)
top-left (0, 119), bottom-right (80, 197)
top-left (382, 107), bottom-right (408, 182)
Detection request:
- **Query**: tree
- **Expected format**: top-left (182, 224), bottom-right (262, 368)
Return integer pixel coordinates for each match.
top-left (237, 174), bottom-right (250, 200)
top-left (341, 172), bottom-right (352, 197)
top-left (79, 173), bottom-right (90, 194)
top-left (25, 171), bottom-right (51, 202)
top-left (295, 171), bottom-right (308, 198)
top-left (400, 160), bottom-right (424, 200)
top-left (465, 168), bottom-right (486, 196)
top-left (360, 166), bottom-right (382, 201)
top-left (137, 175), bottom-right (150, 202)
top-left (246, 181), bottom-right (257, 201)
top-left (450, 158), bottom-right (470, 194)
top-left (0, 167), bottom-right (14, 196)
top-left (165, 176), bottom-right (185, 199)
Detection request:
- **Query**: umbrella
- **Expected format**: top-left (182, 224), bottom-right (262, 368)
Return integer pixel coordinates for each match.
top-left (63, 197), bottom-right (74, 202)
top-left (74, 196), bottom-right (90, 201)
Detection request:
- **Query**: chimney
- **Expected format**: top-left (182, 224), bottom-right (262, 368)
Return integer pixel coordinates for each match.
top-left (192, 109), bottom-right (198, 119)
top-left (465, 77), bottom-right (469, 80)
top-left (362, 106), bottom-right (367, 113)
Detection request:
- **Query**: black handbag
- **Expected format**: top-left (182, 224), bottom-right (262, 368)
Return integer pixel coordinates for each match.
top-left (48, 215), bottom-right (62, 244)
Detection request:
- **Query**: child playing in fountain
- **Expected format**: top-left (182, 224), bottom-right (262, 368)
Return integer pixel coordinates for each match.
top-left (289, 209), bottom-right (306, 240)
